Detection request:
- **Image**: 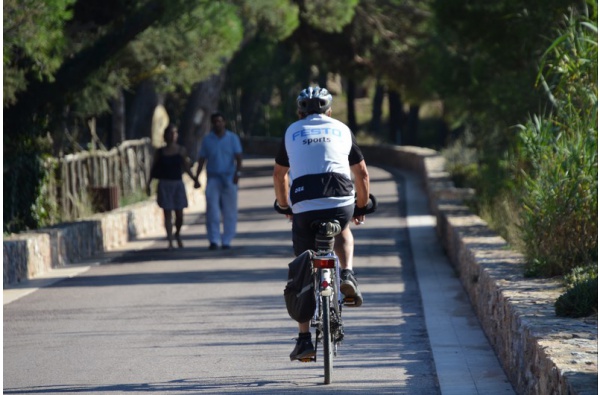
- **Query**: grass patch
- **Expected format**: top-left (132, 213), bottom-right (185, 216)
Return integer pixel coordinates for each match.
top-left (120, 190), bottom-right (150, 207)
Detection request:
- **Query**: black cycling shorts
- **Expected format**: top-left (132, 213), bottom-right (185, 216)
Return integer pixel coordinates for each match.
top-left (291, 205), bottom-right (354, 256)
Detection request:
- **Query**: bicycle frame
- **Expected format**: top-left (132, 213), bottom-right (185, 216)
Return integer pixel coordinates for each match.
top-left (305, 233), bottom-right (345, 384)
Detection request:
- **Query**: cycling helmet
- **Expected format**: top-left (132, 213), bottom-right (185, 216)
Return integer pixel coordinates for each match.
top-left (296, 86), bottom-right (333, 114)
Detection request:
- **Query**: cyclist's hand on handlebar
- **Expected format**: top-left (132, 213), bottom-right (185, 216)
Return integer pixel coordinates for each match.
top-left (352, 194), bottom-right (377, 224)
top-left (352, 214), bottom-right (366, 225)
top-left (274, 200), bottom-right (293, 219)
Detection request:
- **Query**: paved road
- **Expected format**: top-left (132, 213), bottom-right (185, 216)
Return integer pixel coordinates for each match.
top-left (4, 157), bottom-right (514, 394)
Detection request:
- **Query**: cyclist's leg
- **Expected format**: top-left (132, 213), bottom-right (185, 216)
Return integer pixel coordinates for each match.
top-left (290, 321), bottom-right (315, 360)
top-left (291, 212), bottom-right (316, 256)
top-left (332, 205), bottom-right (357, 277)
top-left (334, 226), bottom-right (354, 270)
top-left (335, 225), bottom-right (363, 306)
top-left (289, 214), bottom-right (317, 360)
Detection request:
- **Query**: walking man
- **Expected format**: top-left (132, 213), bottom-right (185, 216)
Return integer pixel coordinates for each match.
top-left (195, 112), bottom-right (243, 250)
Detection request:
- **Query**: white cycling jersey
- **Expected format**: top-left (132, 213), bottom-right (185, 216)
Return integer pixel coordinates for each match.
top-left (275, 113), bottom-right (364, 213)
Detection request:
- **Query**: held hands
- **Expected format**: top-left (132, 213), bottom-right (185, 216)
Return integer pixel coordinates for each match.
top-left (233, 171), bottom-right (241, 185)
top-left (193, 175), bottom-right (201, 189)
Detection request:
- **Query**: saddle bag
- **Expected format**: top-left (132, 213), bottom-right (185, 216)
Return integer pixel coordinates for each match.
top-left (284, 250), bottom-right (316, 323)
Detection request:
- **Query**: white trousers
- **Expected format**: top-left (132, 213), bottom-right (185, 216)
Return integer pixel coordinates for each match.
top-left (205, 176), bottom-right (238, 246)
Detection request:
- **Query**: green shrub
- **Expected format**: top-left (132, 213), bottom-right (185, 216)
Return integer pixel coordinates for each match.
top-left (517, 115), bottom-right (597, 276)
top-left (3, 137), bottom-right (49, 234)
top-left (563, 265), bottom-right (598, 288)
top-left (555, 276), bottom-right (598, 317)
top-left (442, 131), bottom-right (479, 188)
top-left (120, 190), bottom-right (150, 207)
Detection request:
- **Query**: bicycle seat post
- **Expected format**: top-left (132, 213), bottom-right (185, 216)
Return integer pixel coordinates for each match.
top-left (313, 220), bottom-right (342, 254)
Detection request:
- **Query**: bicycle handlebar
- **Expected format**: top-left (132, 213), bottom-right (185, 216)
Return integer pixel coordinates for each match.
top-left (273, 194), bottom-right (377, 217)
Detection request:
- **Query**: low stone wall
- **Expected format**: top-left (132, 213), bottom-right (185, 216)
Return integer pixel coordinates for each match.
top-left (3, 233), bottom-right (52, 285)
top-left (3, 177), bottom-right (203, 285)
top-left (434, 198), bottom-right (597, 395)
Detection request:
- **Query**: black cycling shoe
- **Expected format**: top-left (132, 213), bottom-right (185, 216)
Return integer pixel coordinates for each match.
top-left (289, 334), bottom-right (316, 361)
top-left (340, 269), bottom-right (363, 307)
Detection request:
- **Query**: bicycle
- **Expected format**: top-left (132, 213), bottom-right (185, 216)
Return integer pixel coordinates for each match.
top-left (275, 194), bottom-right (377, 384)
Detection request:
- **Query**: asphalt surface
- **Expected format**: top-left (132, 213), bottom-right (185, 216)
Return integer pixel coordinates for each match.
top-left (4, 157), bottom-right (513, 394)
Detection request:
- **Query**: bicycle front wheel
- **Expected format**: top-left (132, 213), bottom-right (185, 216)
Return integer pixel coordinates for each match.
top-left (322, 294), bottom-right (333, 384)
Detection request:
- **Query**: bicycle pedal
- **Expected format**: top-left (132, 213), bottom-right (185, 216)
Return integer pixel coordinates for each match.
top-left (344, 297), bottom-right (357, 306)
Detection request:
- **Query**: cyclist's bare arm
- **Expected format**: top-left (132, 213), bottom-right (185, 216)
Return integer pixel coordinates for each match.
top-left (273, 163), bottom-right (292, 217)
top-left (351, 160), bottom-right (370, 223)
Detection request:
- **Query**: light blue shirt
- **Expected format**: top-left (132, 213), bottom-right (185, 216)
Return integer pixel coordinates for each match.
top-left (198, 130), bottom-right (242, 177)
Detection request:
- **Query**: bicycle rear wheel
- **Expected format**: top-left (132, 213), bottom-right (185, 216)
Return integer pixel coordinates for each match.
top-left (322, 294), bottom-right (333, 384)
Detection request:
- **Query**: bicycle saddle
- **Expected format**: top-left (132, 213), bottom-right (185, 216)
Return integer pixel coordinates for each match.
top-left (311, 220), bottom-right (342, 238)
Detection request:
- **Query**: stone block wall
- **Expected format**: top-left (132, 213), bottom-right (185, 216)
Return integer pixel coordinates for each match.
top-left (3, 233), bottom-right (52, 285)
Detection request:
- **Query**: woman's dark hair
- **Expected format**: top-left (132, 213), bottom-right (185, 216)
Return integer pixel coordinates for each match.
top-left (163, 124), bottom-right (178, 141)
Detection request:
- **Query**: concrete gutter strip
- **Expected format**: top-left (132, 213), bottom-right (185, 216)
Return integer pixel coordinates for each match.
top-left (3, 140), bottom-right (597, 395)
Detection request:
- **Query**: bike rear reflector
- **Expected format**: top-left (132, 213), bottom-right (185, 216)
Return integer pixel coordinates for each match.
top-left (313, 258), bottom-right (336, 268)
top-left (321, 280), bottom-right (330, 289)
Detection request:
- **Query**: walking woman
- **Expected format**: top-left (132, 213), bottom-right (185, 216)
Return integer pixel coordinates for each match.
top-left (147, 124), bottom-right (198, 249)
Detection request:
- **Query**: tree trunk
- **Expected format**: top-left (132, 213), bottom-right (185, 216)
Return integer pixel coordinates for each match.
top-left (370, 82), bottom-right (384, 135)
top-left (127, 80), bottom-right (160, 141)
top-left (111, 88), bottom-right (126, 147)
top-left (437, 101), bottom-right (450, 147)
top-left (346, 78), bottom-right (357, 132)
top-left (240, 88), bottom-right (260, 137)
top-left (406, 104), bottom-right (420, 146)
top-left (388, 89), bottom-right (405, 144)
top-left (179, 69), bottom-right (227, 161)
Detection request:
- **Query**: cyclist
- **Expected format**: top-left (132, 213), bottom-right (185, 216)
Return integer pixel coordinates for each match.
top-left (273, 86), bottom-right (371, 361)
